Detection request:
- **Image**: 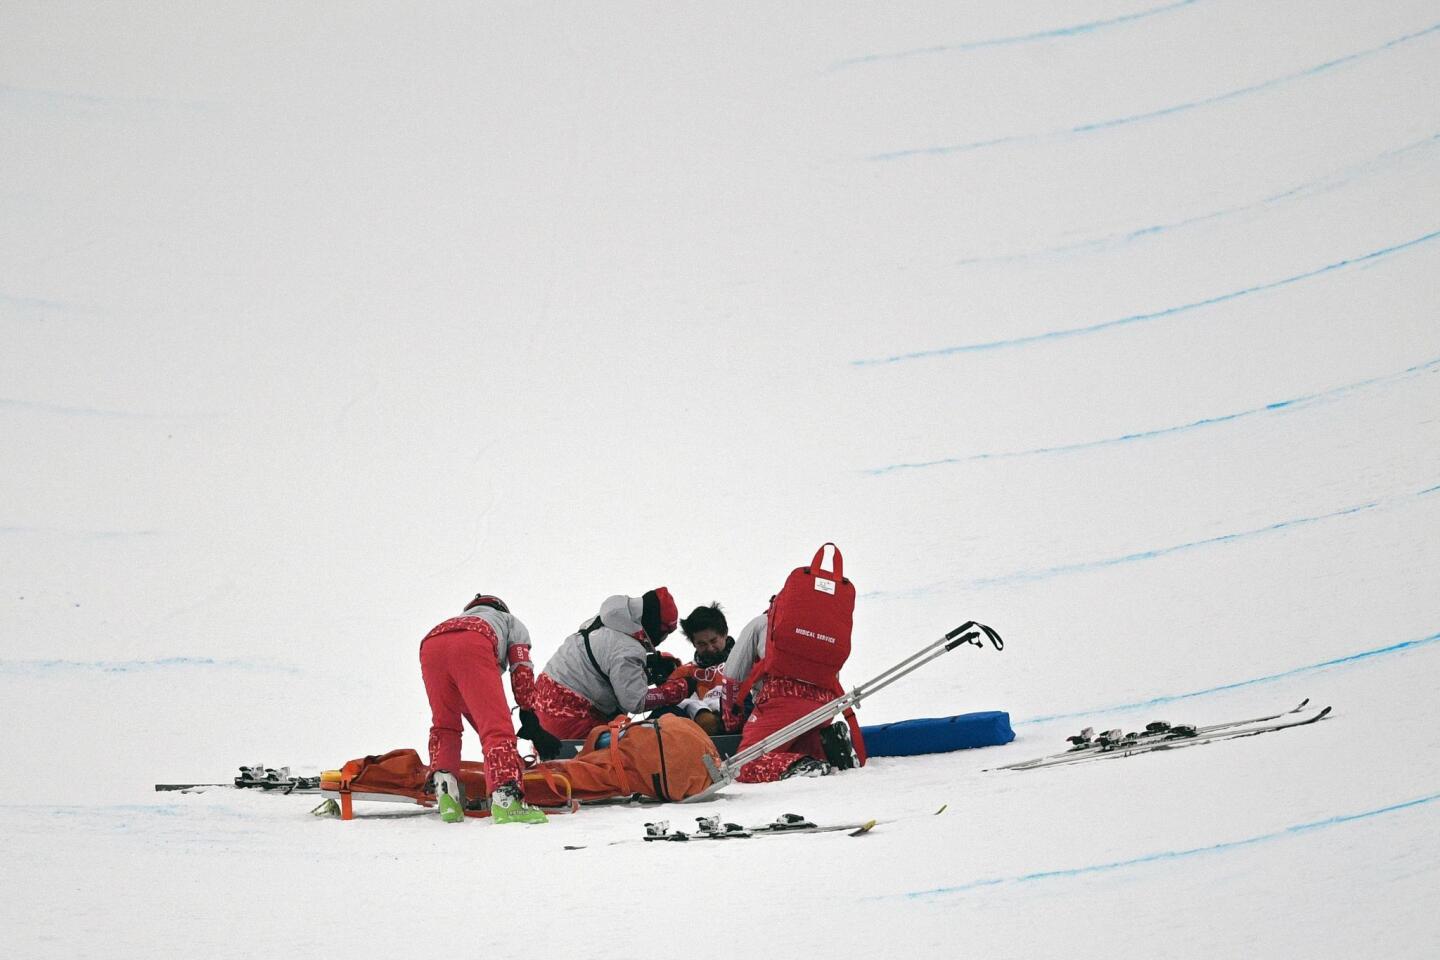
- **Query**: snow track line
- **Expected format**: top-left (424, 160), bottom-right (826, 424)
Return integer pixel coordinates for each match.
top-left (1021, 630), bottom-right (1440, 725)
top-left (0, 656), bottom-right (300, 676)
top-left (879, 789), bottom-right (1440, 902)
top-left (869, 22), bottom-right (1440, 160)
top-left (853, 228), bottom-right (1440, 364)
top-left (831, 0), bottom-right (1201, 69)
top-left (864, 354), bottom-right (1440, 474)
top-left (866, 483), bottom-right (1440, 600)
top-left (951, 132), bottom-right (1440, 267)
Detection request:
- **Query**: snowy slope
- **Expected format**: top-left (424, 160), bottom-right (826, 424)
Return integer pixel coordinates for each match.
top-left (3, 1), bottom-right (1438, 957)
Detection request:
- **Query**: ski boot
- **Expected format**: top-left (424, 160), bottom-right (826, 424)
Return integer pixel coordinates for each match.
top-left (781, 757), bottom-right (833, 779)
top-left (491, 782), bottom-right (548, 825)
top-left (820, 720), bottom-right (859, 771)
top-left (430, 771), bottom-right (465, 823)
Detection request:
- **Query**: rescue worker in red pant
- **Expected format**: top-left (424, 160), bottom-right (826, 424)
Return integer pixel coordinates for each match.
top-left (419, 593), bottom-right (549, 825)
top-left (723, 608), bottom-right (868, 783)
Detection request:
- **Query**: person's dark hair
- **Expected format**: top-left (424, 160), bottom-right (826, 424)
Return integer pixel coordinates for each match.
top-left (680, 602), bottom-right (727, 640)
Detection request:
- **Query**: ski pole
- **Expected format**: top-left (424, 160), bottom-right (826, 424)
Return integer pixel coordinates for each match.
top-left (684, 621), bottom-right (1003, 802)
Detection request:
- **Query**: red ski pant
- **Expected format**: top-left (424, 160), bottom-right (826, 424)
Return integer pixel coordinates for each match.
top-left (532, 672), bottom-right (612, 741)
top-left (420, 626), bottom-right (522, 793)
top-left (735, 679), bottom-right (868, 783)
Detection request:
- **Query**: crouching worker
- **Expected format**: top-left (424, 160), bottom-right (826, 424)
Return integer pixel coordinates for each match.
top-left (419, 594), bottom-right (548, 825)
top-left (725, 544), bottom-right (868, 783)
top-left (531, 588), bottom-right (680, 741)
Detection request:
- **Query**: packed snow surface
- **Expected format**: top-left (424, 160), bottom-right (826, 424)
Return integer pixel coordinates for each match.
top-left (3, 2), bottom-right (1438, 957)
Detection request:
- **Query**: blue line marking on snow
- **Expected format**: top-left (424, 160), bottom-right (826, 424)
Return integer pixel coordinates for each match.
top-left (1, 290), bottom-right (74, 311)
top-left (42, 804), bottom-right (185, 818)
top-left (0, 396), bottom-right (219, 419)
top-left (830, 0), bottom-right (1200, 69)
top-left (970, 499), bottom-right (1383, 586)
top-left (1021, 631), bottom-right (1440, 725)
top-left (853, 229), bottom-right (1440, 365)
top-left (885, 791), bottom-right (1440, 901)
top-left (863, 483), bottom-right (1438, 600)
top-left (0, 82), bottom-right (212, 113)
top-left (864, 356), bottom-right (1440, 473)
top-left (869, 22), bottom-right (1440, 160)
top-left (0, 656), bottom-right (300, 676)
top-left (953, 132), bottom-right (1440, 266)
top-left (0, 525), bottom-right (161, 538)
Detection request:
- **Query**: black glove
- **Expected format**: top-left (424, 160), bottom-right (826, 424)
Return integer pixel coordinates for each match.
top-left (517, 709), bottom-right (562, 761)
top-left (645, 651), bottom-right (681, 685)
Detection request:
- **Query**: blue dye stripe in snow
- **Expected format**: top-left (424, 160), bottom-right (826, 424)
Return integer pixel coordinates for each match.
top-left (0, 656), bottom-right (299, 676)
top-left (977, 498), bottom-right (1384, 586)
top-left (865, 355), bottom-right (1440, 474)
top-left (954, 132), bottom-right (1440, 267)
top-left (831, 0), bottom-right (1200, 69)
top-left (863, 482), bottom-right (1437, 601)
top-left (885, 791), bottom-right (1440, 901)
top-left (1021, 630), bottom-right (1440, 725)
top-left (853, 229), bottom-right (1440, 365)
top-left (870, 22), bottom-right (1440, 160)
top-left (0, 396), bottom-right (212, 419)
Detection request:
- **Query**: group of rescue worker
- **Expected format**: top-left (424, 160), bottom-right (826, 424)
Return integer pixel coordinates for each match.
top-left (419, 585), bottom-right (864, 825)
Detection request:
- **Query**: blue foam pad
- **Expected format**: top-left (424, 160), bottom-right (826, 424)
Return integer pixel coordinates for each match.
top-left (860, 710), bottom-right (1015, 757)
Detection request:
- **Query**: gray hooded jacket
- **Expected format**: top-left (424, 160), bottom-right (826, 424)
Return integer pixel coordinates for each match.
top-left (540, 594), bottom-right (656, 716)
top-left (723, 613), bottom-right (767, 691)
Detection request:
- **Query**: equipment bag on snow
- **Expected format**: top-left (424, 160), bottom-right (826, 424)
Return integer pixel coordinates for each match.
top-left (521, 713), bottom-right (722, 806)
top-left (860, 711), bottom-right (1015, 757)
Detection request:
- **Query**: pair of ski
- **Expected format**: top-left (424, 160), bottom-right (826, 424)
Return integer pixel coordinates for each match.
top-left (562, 804), bottom-right (948, 850)
top-left (996, 699), bottom-right (1331, 772)
top-left (644, 812), bottom-right (879, 842)
top-left (154, 765), bottom-right (321, 794)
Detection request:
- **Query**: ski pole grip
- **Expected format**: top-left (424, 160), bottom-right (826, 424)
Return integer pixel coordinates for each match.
top-left (942, 621), bottom-right (1004, 651)
top-left (945, 631), bottom-right (979, 650)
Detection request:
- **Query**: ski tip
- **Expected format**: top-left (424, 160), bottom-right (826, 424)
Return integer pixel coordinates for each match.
top-left (1297, 698), bottom-right (1310, 710)
top-left (848, 819), bottom-right (878, 837)
top-left (1316, 705), bottom-right (1332, 719)
top-left (933, 803), bottom-right (948, 816)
